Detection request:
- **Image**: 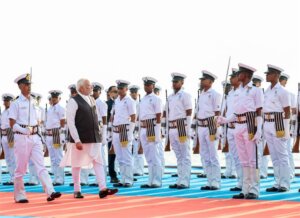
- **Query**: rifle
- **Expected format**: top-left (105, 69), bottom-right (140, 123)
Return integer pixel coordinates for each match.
top-left (193, 90), bottom-right (201, 154)
top-left (164, 89), bottom-right (171, 151)
top-left (44, 103), bottom-right (49, 157)
top-left (137, 94), bottom-right (143, 154)
top-left (292, 83), bottom-right (300, 153)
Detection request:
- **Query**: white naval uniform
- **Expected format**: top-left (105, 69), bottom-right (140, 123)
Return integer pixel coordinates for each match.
top-left (168, 89), bottom-right (192, 187)
top-left (287, 91), bottom-right (297, 181)
top-left (140, 93), bottom-right (163, 186)
top-left (263, 82), bottom-right (291, 190)
top-left (45, 103), bottom-right (65, 184)
top-left (226, 89), bottom-right (242, 188)
top-left (27, 105), bottom-right (45, 185)
top-left (233, 81), bottom-right (263, 196)
top-left (133, 99), bottom-right (145, 176)
top-left (94, 97), bottom-right (108, 183)
top-left (62, 93), bottom-right (107, 192)
top-left (1, 107), bottom-right (16, 183)
top-left (197, 88), bottom-right (221, 188)
top-left (112, 95), bottom-right (136, 185)
top-left (9, 94), bottom-right (55, 201)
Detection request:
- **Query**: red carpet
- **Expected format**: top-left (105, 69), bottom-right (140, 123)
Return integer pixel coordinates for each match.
top-left (1, 192), bottom-right (300, 218)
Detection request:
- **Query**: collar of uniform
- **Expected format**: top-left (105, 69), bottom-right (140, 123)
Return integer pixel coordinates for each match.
top-left (145, 92), bottom-right (155, 97)
top-left (117, 94), bottom-right (129, 101)
top-left (240, 81), bottom-right (253, 89)
top-left (203, 87), bottom-right (212, 93)
top-left (173, 88), bottom-right (184, 95)
top-left (268, 82), bottom-right (282, 91)
top-left (19, 93), bottom-right (33, 101)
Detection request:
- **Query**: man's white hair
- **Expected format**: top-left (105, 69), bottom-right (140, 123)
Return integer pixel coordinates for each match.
top-left (76, 78), bottom-right (89, 91)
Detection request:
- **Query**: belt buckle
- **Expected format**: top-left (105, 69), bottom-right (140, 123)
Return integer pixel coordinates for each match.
top-left (28, 126), bottom-right (33, 134)
top-left (237, 116), bottom-right (241, 122)
top-left (267, 114), bottom-right (271, 120)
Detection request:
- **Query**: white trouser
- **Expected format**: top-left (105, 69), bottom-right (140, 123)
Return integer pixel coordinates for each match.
top-left (169, 128), bottom-right (191, 187)
top-left (227, 128), bottom-right (242, 188)
top-left (140, 128), bottom-right (162, 186)
top-left (234, 123), bottom-right (259, 196)
top-left (264, 122), bottom-right (290, 189)
top-left (224, 152), bottom-right (236, 177)
top-left (2, 136), bottom-right (16, 182)
top-left (287, 137), bottom-right (295, 180)
top-left (14, 134), bottom-right (55, 201)
top-left (72, 159), bottom-right (107, 192)
top-left (80, 168), bottom-right (90, 184)
top-left (0, 145), bottom-right (2, 183)
top-left (46, 136), bottom-right (64, 184)
top-left (93, 144), bottom-right (107, 184)
top-left (112, 132), bottom-right (134, 185)
top-left (158, 140), bottom-right (165, 175)
top-left (28, 160), bottom-right (39, 184)
top-left (198, 127), bottom-right (221, 188)
top-left (132, 139), bottom-right (144, 175)
top-left (257, 140), bottom-right (269, 178)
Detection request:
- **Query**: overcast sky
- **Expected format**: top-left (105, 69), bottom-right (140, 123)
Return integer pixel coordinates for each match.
top-left (0, 0), bottom-right (299, 106)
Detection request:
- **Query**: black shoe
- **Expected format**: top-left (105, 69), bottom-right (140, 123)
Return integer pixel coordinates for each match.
top-left (80, 183), bottom-right (88, 186)
top-left (197, 173), bottom-right (207, 178)
top-left (49, 172), bottom-right (54, 176)
top-left (232, 193), bottom-right (245, 199)
top-left (221, 174), bottom-right (226, 179)
top-left (134, 173), bottom-right (143, 176)
top-left (298, 188), bottom-right (300, 192)
top-left (210, 186), bottom-right (219, 190)
top-left (47, 192), bottom-right (62, 201)
top-left (113, 183), bottom-right (124, 187)
top-left (260, 175), bottom-right (267, 179)
top-left (200, 186), bottom-right (211, 190)
top-left (110, 178), bottom-right (120, 184)
top-left (230, 187), bottom-right (242, 192)
top-left (89, 173), bottom-right (95, 176)
top-left (266, 187), bottom-right (279, 192)
top-left (245, 193), bottom-right (258, 199)
top-left (133, 178), bottom-right (138, 182)
top-left (150, 184), bottom-right (161, 188)
top-left (65, 172), bottom-right (72, 176)
top-left (171, 174), bottom-right (178, 177)
top-left (177, 184), bottom-right (189, 189)
top-left (2, 171), bottom-right (9, 174)
top-left (3, 181), bottom-right (14, 186)
top-left (16, 199), bottom-right (29, 203)
top-left (278, 187), bottom-right (288, 192)
top-left (169, 184), bottom-right (178, 189)
top-left (123, 183), bottom-right (132, 188)
top-left (89, 183), bottom-right (99, 187)
top-left (24, 182), bottom-right (38, 186)
top-left (53, 182), bottom-right (63, 186)
top-left (107, 188), bottom-right (118, 195)
top-left (69, 183), bottom-right (74, 186)
top-left (140, 184), bottom-right (151, 188)
top-left (74, 192), bottom-right (84, 199)
top-left (228, 175), bottom-right (237, 179)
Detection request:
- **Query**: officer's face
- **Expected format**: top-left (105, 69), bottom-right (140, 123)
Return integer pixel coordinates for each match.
top-left (93, 90), bottom-right (101, 99)
top-left (266, 72), bottom-right (278, 83)
top-left (109, 87), bottom-right (118, 99)
top-left (172, 80), bottom-right (183, 90)
top-left (118, 87), bottom-right (128, 96)
top-left (3, 100), bottom-right (10, 108)
top-left (200, 78), bottom-right (212, 89)
top-left (51, 96), bottom-right (60, 105)
top-left (230, 76), bottom-right (240, 87)
top-left (237, 72), bottom-right (248, 82)
top-left (144, 84), bottom-right (154, 94)
top-left (18, 83), bottom-right (31, 95)
top-left (280, 79), bottom-right (287, 87)
top-left (130, 91), bottom-right (138, 100)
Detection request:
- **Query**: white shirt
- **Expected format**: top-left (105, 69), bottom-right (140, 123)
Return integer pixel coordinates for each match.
top-left (9, 94), bottom-right (39, 126)
top-left (167, 89), bottom-right (192, 121)
top-left (197, 88), bottom-right (221, 119)
top-left (45, 103), bottom-right (65, 129)
top-left (66, 93), bottom-right (97, 143)
top-left (290, 92), bottom-right (297, 109)
top-left (139, 93), bottom-right (162, 120)
top-left (263, 82), bottom-right (290, 113)
top-left (233, 81), bottom-right (263, 114)
top-left (226, 88), bottom-right (237, 117)
top-left (95, 98), bottom-right (108, 122)
top-left (35, 105), bottom-right (45, 123)
top-left (1, 108), bottom-right (10, 129)
top-left (112, 95), bottom-right (136, 126)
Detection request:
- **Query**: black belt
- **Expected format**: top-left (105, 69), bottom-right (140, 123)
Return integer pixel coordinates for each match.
top-left (16, 125), bottom-right (38, 135)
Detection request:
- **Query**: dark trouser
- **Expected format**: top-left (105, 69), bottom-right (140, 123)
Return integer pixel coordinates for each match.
top-left (108, 141), bottom-right (117, 179)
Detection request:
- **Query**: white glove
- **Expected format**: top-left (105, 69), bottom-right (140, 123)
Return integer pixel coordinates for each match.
top-left (102, 125), bottom-right (107, 145)
top-left (13, 123), bottom-right (30, 135)
top-left (128, 122), bottom-right (135, 141)
top-left (283, 119), bottom-right (290, 140)
top-left (60, 133), bottom-right (66, 145)
top-left (216, 126), bottom-right (223, 140)
top-left (155, 123), bottom-right (161, 143)
top-left (186, 116), bottom-right (192, 138)
top-left (217, 114), bottom-right (236, 125)
top-left (252, 116), bottom-right (263, 144)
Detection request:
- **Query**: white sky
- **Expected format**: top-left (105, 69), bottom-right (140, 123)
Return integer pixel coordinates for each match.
top-left (0, 0), bottom-right (299, 107)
